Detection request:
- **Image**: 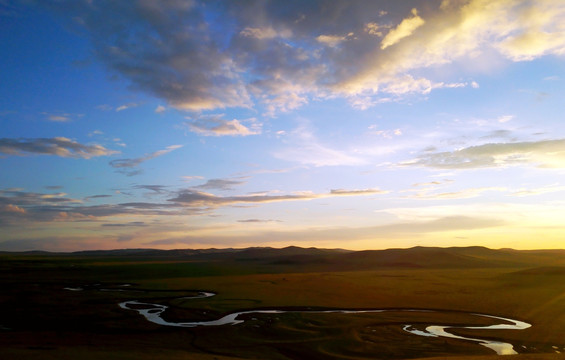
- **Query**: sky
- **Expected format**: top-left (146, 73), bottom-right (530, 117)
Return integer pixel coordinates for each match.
top-left (1, 0), bottom-right (565, 252)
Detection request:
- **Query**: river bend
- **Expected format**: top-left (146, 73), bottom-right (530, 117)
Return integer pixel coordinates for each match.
top-left (118, 291), bottom-right (530, 355)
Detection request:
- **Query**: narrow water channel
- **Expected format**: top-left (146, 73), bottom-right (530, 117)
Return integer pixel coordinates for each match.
top-left (119, 291), bottom-right (530, 355)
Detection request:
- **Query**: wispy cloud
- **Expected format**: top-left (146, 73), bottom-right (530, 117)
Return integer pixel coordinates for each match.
top-left (101, 221), bottom-right (147, 227)
top-left (407, 187), bottom-right (507, 200)
top-left (509, 184), bottom-right (565, 197)
top-left (185, 114), bottom-right (261, 137)
top-left (181, 175), bottom-right (205, 182)
top-left (0, 187), bottom-right (187, 226)
top-left (116, 102), bottom-right (140, 112)
top-left (142, 215), bottom-right (505, 249)
top-left (0, 184), bottom-right (385, 228)
top-left (0, 137), bottom-right (118, 159)
top-left (330, 188), bottom-right (389, 196)
top-left (402, 139), bottom-right (565, 169)
top-left (169, 188), bottom-right (386, 208)
top-left (193, 178), bottom-right (247, 191)
top-left (109, 145), bottom-right (182, 175)
top-left (275, 124), bottom-right (366, 167)
top-left (133, 185), bottom-right (170, 194)
top-left (85, 194), bottom-right (112, 201)
top-left (43, 112), bottom-right (83, 122)
top-left (237, 219), bottom-right (282, 223)
top-left (47, 114), bottom-right (70, 122)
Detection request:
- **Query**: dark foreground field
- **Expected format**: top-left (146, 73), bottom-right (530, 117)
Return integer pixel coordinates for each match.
top-left (2, 246), bottom-right (565, 360)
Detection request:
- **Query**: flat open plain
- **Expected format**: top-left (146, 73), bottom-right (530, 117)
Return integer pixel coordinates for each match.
top-left (2, 246), bottom-right (565, 359)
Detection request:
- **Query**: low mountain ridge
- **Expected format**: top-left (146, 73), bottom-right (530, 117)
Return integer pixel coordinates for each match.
top-left (3, 245), bottom-right (563, 271)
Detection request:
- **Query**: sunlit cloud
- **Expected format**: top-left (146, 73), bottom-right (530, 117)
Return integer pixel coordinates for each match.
top-left (31, 0), bottom-right (565, 114)
top-left (239, 26), bottom-right (286, 40)
top-left (380, 8), bottom-right (424, 50)
top-left (402, 139), bottom-right (565, 169)
top-left (407, 187), bottom-right (507, 200)
top-left (43, 112), bottom-right (83, 122)
top-left (509, 184), bottom-right (565, 197)
top-left (0, 189), bottom-right (83, 225)
top-left (0, 189), bottom-right (182, 226)
top-left (0, 137), bottom-right (118, 159)
top-left (169, 188), bottom-right (386, 208)
top-left (141, 215), bottom-right (505, 249)
top-left (4, 1), bottom-right (565, 252)
top-left (185, 114), bottom-right (261, 137)
top-left (330, 188), bottom-right (389, 196)
top-left (316, 32), bottom-right (355, 48)
top-left (1, 204), bottom-right (27, 215)
top-left (337, 0), bottom-right (565, 103)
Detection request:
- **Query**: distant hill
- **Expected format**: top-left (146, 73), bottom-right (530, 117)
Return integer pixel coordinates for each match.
top-left (3, 246), bottom-right (564, 271)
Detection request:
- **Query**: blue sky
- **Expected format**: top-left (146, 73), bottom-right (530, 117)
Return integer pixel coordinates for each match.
top-left (2, 0), bottom-right (565, 251)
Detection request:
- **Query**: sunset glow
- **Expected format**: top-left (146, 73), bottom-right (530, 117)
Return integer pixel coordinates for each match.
top-left (2, 0), bottom-right (565, 251)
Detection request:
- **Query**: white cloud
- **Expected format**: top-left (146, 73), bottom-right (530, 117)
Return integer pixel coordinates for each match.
top-left (48, 115), bottom-right (70, 122)
top-left (369, 126), bottom-right (403, 139)
top-left (88, 130), bottom-right (104, 137)
top-left (498, 115), bottom-right (514, 123)
top-left (116, 102), bottom-right (139, 112)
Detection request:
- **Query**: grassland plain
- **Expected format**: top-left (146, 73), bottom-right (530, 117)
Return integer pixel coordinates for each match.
top-left (1, 247), bottom-right (565, 359)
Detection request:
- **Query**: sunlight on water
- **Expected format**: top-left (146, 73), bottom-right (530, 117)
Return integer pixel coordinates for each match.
top-left (119, 292), bottom-right (531, 355)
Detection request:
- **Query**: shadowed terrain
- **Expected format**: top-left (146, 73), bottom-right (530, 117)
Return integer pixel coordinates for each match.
top-left (2, 246), bottom-right (565, 359)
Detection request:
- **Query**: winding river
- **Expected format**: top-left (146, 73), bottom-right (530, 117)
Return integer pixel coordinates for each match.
top-left (403, 313), bottom-right (531, 355)
top-left (118, 291), bottom-right (531, 355)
